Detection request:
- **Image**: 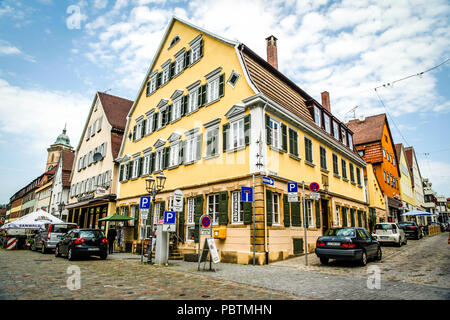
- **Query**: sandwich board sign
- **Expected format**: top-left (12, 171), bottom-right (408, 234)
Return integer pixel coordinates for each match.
top-left (207, 238), bottom-right (220, 264)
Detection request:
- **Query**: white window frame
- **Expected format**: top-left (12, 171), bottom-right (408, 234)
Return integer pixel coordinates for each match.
top-left (175, 54), bottom-right (184, 75)
top-left (142, 153), bottom-right (150, 175)
top-left (136, 121), bottom-right (143, 141)
top-left (191, 42), bottom-right (201, 64)
top-left (205, 125), bottom-right (219, 157)
top-left (324, 113), bottom-right (331, 134)
top-left (153, 202), bottom-right (161, 225)
top-left (333, 121), bottom-right (339, 140)
top-left (207, 194), bottom-right (220, 225)
top-left (149, 75), bottom-right (157, 94)
top-left (272, 193), bottom-right (280, 225)
top-left (186, 198), bottom-right (195, 242)
top-left (306, 200), bottom-right (314, 227)
top-left (348, 134), bottom-right (353, 149)
top-left (269, 117), bottom-right (281, 149)
top-left (188, 88), bottom-right (199, 113)
top-left (228, 118), bottom-right (244, 150)
top-left (171, 98), bottom-right (182, 122)
top-left (154, 148), bottom-right (164, 172)
top-left (341, 128), bottom-right (347, 145)
top-left (231, 191), bottom-right (244, 224)
top-left (314, 106), bottom-right (321, 127)
top-left (132, 158), bottom-right (140, 179)
top-left (185, 135), bottom-right (196, 163)
top-left (145, 114), bottom-right (154, 135)
top-left (169, 143), bottom-right (180, 167)
top-left (207, 76), bottom-right (220, 104)
top-left (162, 65), bottom-right (170, 85)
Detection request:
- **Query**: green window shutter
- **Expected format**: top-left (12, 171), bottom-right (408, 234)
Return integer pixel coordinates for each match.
top-left (266, 189), bottom-right (273, 227)
top-left (133, 205), bottom-right (139, 240)
top-left (363, 211), bottom-right (367, 229)
top-left (288, 128), bottom-right (294, 155)
top-left (139, 157), bottom-right (144, 176)
top-left (291, 200), bottom-right (301, 227)
top-left (146, 81), bottom-right (150, 96)
top-left (281, 124), bottom-right (287, 152)
top-left (127, 162), bottom-right (132, 180)
top-left (293, 238), bottom-right (304, 254)
top-left (201, 84), bottom-right (207, 107)
top-left (265, 114), bottom-right (271, 145)
top-left (142, 119), bottom-right (147, 137)
top-left (184, 49), bottom-right (191, 67)
top-left (358, 210), bottom-right (363, 227)
top-left (119, 164), bottom-right (124, 182)
top-left (218, 191), bottom-right (228, 225)
top-left (350, 208), bottom-right (356, 227)
top-left (164, 147), bottom-right (170, 169)
top-left (156, 72), bottom-right (162, 88)
top-left (153, 112), bottom-right (158, 130)
top-left (243, 202), bottom-right (252, 225)
top-left (150, 152), bottom-right (155, 173)
top-left (199, 39), bottom-right (204, 58)
top-left (160, 201), bottom-right (165, 219)
top-left (179, 141), bottom-right (185, 164)
top-left (244, 114), bottom-right (251, 146)
top-left (168, 104), bottom-right (173, 123)
top-left (194, 195), bottom-right (203, 243)
top-left (315, 200), bottom-right (321, 229)
top-left (170, 61), bottom-right (175, 79)
top-left (222, 123), bottom-right (229, 152)
top-left (219, 73), bottom-right (225, 98)
top-left (178, 200), bottom-right (185, 242)
top-left (342, 207), bottom-right (348, 227)
top-left (181, 95), bottom-right (187, 116)
top-left (283, 194), bottom-right (290, 227)
top-left (132, 125), bottom-right (137, 141)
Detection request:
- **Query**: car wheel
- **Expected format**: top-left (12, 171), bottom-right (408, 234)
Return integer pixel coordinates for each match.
top-left (41, 243), bottom-right (47, 254)
top-left (403, 238), bottom-right (408, 245)
top-left (55, 245), bottom-right (61, 257)
top-left (375, 246), bottom-right (382, 261)
top-left (68, 248), bottom-right (75, 261)
top-left (396, 239), bottom-right (402, 247)
top-left (320, 257), bottom-right (329, 265)
top-left (360, 250), bottom-right (368, 266)
top-left (31, 243), bottom-right (36, 251)
top-left (100, 253), bottom-right (107, 260)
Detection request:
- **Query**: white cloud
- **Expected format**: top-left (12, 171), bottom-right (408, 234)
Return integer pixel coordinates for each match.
top-left (0, 79), bottom-right (91, 154)
top-left (94, 0), bottom-right (109, 9)
top-left (0, 40), bottom-right (36, 62)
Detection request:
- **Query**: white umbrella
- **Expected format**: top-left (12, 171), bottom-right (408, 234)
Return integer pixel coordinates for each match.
top-left (401, 210), bottom-right (438, 217)
top-left (1, 209), bottom-right (63, 230)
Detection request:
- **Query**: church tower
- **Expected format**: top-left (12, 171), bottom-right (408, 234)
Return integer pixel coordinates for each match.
top-left (45, 126), bottom-right (74, 172)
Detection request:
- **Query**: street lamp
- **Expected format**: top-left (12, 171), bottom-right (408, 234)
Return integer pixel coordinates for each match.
top-left (145, 172), bottom-right (166, 263)
top-left (58, 202), bottom-right (65, 219)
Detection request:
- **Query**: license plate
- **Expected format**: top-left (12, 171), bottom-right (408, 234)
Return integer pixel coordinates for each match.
top-left (327, 242), bottom-right (340, 246)
top-left (88, 248), bottom-right (99, 251)
top-left (379, 236), bottom-right (388, 239)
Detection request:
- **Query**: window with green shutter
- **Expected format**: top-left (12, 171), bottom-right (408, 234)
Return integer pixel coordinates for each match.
top-left (350, 208), bottom-right (356, 227)
top-left (266, 189), bottom-right (273, 227)
top-left (283, 194), bottom-right (290, 227)
top-left (288, 128), bottom-right (299, 157)
top-left (315, 200), bottom-right (321, 228)
top-left (244, 114), bottom-right (251, 146)
top-left (342, 159), bottom-right (347, 179)
top-left (305, 137), bottom-right (313, 163)
top-left (333, 154), bottom-right (339, 176)
top-left (342, 207), bottom-right (348, 227)
top-left (357, 210), bottom-right (363, 227)
top-left (291, 200), bottom-right (301, 227)
top-left (265, 114), bottom-right (271, 146)
top-left (349, 163), bottom-right (355, 183)
top-left (293, 238), bottom-right (304, 254)
top-left (243, 202), bottom-right (252, 225)
top-left (320, 146), bottom-right (327, 170)
top-left (193, 195), bottom-right (203, 243)
top-left (281, 124), bottom-right (287, 152)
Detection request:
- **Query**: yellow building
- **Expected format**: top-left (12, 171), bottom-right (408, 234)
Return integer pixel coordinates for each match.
top-left (116, 17), bottom-right (368, 264)
top-left (364, 163), bottom-right (387, 229)
top-left (395, 144), bottom-right (415, 218)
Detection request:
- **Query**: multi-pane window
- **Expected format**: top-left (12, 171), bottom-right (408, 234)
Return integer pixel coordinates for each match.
top-left (269, 118), bottom-right (281, 149)
top-left (169, 143), bottom-right (179, 167)
top-left (186, 198), bottom-right (195, 241)
top-left (172, 98), bottom-right (182, 122)
top-left (314, 106), bottom-right (321, 127)
top-left (231, 191), bottom-right (244, 224)
top-left (154, 148), bottom-right (164, 172)
top-left (324, 113), bottom-right (331, 134)
top-left (305, 137), bottom-right (313, 163)
top-left (207, 76), bottom-right (220, 103)
top-left (306, 200), bottom-right (314, 227)
top-left (333, 121), bottom-right (339, 140)
top-left (153, 202), bottom-right (161, 225)
top-left (185, 135), bottom-right (196, 163)
top-left (149, 76), bottom-right (157, 93)
top-left (341, 128), bottom-right (347, 145)
top-left (175, 55), bottom-right (184, 75)
top-left (136, 121), bottom-right (143, 140)
top-left (320, 146), bottom-right (327, 170)
top-left (349, 163), bottom-right (355, 183)
top-left (356, 167), bottom-right (361, 185)
top-left (145, 114), bottom-right (154, 135)
top-left (188, 88), bottom-right (199, 113)
top-left (288, 128), bottom-right (299, 156)
top-left (207, 194), bottom-right (220, 225)
top-left (132, 158), bottom-right (140, 178)
top-left (272, 193), bottom-right (280, 225)
top-left (162, 65), bottom-right (170, 85)
top-left (229, 119), bottom-right (244, 149)
top-left (342, 159), bottom-right (347, 179)
top-left (333, 154), bottom-right (339, 175)
top-left (348, 134), bottom-right (353, 149)
top-left (336, 205), bottom-right (341, 227)
top-left (191, 42), bottom-right (202, 64)
top-left (205, 126), bottom-right (219, 157)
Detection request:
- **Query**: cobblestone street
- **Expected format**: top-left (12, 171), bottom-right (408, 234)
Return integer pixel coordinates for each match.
top-left (1, 232), bottom-right (449, 300)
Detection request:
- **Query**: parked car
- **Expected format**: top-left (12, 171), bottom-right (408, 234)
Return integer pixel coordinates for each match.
top-left (55, 228), bottom-right (108, 260)
top-left (398, 221), bottom-right (423, 240)
top-left (373, 223), bottom-right (407, 247)
top-left (33, 222), bottom-right (78, 253)
top-left (315, 227), bottom-right (382, 266)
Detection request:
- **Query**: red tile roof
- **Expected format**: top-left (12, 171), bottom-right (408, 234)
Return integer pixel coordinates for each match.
top-left (97, 92), bottom-right (133, 131)
top-left (346, 114), bottom-right (386, 145)
top-left (61, 150), bottom-right (75, 187)
top-left (394, 143), bottom-right (403, 161)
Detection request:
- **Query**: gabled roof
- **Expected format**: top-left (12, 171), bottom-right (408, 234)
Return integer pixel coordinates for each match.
top-left (60, 150), bottom-right (75, 187)
top-left (394, 143), bottom-right (403, 160)
top-left (404, 146), bottom-right (423, 189)
top-left (346, 114), bottom-right (386, 145)
top-left (97, 92), bottom-right (133, 131)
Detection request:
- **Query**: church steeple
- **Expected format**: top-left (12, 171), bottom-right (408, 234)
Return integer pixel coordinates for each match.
top-left (45, 126), bottom-right (74, 172)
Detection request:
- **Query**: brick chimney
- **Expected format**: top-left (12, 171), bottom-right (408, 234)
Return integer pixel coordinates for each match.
top-left (266, 35), bottom-right (278, 69)
top-left (321, 91), bottom-right (330, 112)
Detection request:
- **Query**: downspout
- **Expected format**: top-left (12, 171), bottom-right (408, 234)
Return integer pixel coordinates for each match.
top-left (262, 102), bottom-right (269, 264)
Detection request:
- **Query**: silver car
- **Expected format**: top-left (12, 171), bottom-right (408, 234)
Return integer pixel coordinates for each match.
top-left (373, 223), bottom-right (407, 247)
top-left (33, 223), bottom-right (78, 253)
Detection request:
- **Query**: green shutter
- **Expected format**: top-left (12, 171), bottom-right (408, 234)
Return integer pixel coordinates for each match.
top-left (291, 199), bottom-right (301, 227)
top-left (218, 191), bottom-right (228, 225)
top-left (142, 119), bottom-right (146, 136)
top-left (160, 201), bottom-right (165, 220)
top-left (164, 147), bottom-right (170, 169)
top-left (133, 205), bottom-right (139, 240)
top-left (199, 39), bottom-right (203, 58)
top-left (283, 194), bottom-right (290, 227)
top-left (358, 210), bottom-right (363, 227)
top-left (342, 207), bottom-right (348, 227)
top-left (178, 200), bottom-right (185, 243)
top-left (293, 238), bottom-right (304, 254)
top-left (266, 189), bottom-right (273, 227)
top-left (265, 114), bottom-right (271, 145)
top-left (201, 84), bottom-right (207, 106)
top-left (244, 114), bottom-right (251, 146)
top-left (315, 200), bottom-right (321, 229)
top-left (222, 123), bottom-right (229, 152)
top-left (127, 162), bottom-right (132, 180)
top-left (153, 112), bottom-right (158, 130)
top-left (194, 195), bottom-right (203, 243)
top-left (150, 152), bottom-right (155, 173)
top-left (168, 104), bottom-right (172, 123)
top-left (350, 209), bottom-right (356, 227)
top-left (156, 72), bottom-right (162, 88)
top-left (170, 61), bottom-right (175, 78)
top-left (219, 73), bottom-right (225, 98)
top-left (132, 125), bottom-right (137, 141)
top-left (181, 95), bottom-right (187, 116)
top-left (281, 124), bottom-right (287, 152)
top-left (243, 202), bottom-right (252, 225)
top-left (139, 157), bottom-right (144, 176)
top-left (184, 49), bottom-right (191, 67)
top-left (363, 211), bottom-right (367, 229)
top-left (119, 164), bottom-right (124, 182)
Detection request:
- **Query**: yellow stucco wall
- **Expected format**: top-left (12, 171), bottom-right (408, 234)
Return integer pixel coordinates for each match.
top-left (397, 147), bottom-right (415, 206)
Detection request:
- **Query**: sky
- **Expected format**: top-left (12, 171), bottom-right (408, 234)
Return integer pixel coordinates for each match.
top-left (0, 0), bottom-right (449, 204)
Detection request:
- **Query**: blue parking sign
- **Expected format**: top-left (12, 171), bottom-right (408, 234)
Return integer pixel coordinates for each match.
top-left (241, 187), bottom-right (253, 202)
top-left (140, 196), bottom-right (151, 209)
top-left (287, 182), bottom-right (298, 193)
top-left (164, 211), bottom-right (176, 224)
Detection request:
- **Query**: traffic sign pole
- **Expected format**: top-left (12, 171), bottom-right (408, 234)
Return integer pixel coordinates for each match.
top-left (302, 181), bottom-right (308, 266)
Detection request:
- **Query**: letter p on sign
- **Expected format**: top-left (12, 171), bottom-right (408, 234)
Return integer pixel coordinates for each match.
top-left (140, 196), bottom-right (151, 209)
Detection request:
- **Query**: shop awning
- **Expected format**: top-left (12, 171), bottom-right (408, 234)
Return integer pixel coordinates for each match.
top-left (65, 194), bottom-right (117, 209)
top-left (98, 214), bottom-right (136, 221)
top-left (401, 210), bottom-right (438, 217)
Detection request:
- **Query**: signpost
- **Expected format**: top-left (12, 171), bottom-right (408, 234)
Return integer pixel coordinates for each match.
top-left (198, 214), bottom-right (214, 271)
top-left (288, 182), bottom-right (299, 202)
top-left (139, 196), bottom-right (152, 263)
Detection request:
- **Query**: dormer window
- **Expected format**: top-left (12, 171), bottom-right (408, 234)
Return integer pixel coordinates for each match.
top-left (333, 121), bottom-right (339, 140)
top-left (314, 106), bottom-right (321, 127)
top-left (341, 128), bottom-right (347, 145)
top-left (348, 133), bottom-right (353, 149)
top-left (324, 113), bottom-right (331, 134)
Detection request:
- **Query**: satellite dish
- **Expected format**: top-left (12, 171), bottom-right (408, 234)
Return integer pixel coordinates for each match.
top-left (93, 152), bottom-right (103, 162)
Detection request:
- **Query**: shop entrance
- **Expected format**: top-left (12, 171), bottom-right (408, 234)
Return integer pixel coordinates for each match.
top-left (321, 199), bottom-right (329, 233)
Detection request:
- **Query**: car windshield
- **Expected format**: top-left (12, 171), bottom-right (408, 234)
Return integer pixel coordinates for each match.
top-left (375, 224), bottom-right (394, 230)
top-left (324, 228), bottom-right (355, 237)
top-left (79, 230), bottom-right (104, 238)
top-left (52, 225), bottom-right (77, 233)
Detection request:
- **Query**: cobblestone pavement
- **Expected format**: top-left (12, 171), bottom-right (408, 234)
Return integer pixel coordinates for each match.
top-left (0, 249), bottom-right (300, 300)
top-left (167, 232), bottom-right (450, 300)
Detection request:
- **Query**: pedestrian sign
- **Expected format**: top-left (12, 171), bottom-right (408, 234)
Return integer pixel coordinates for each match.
top-left (140, 196), bottom-right (151, 209)
top-left (287, 182), bottom-right (298, 193)
top-left (163, 211), bottom-right (176, 224)
top-left (241, 187), bottom-right (253, 202)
